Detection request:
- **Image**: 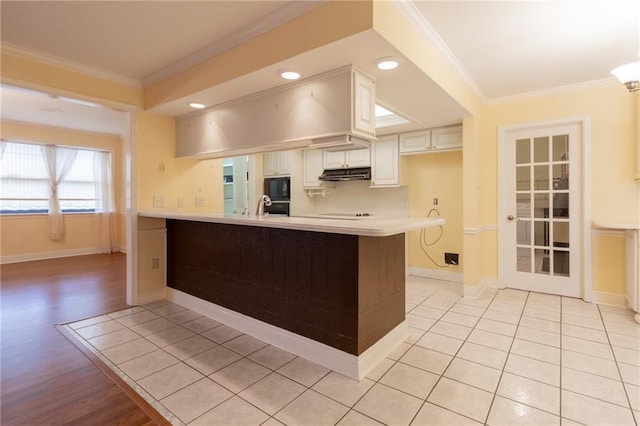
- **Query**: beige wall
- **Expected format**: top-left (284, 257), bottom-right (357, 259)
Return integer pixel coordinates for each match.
top-left (475, 83), bottom-right (638, 295)
top-left (406, 151), bottom-right (463, 275)
top-left (0, 122), bottom-right (126, 259)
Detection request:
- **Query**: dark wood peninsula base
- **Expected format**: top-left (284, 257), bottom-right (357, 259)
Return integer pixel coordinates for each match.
top-left (166, 219), bottom-right (405, 356)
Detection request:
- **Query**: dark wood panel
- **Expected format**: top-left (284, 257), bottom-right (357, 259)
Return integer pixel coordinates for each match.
top-left (166, 220), bottom-right (406, 356)
top-left (357, 234), bottom-right (406, 354)
top-left (167, 220), bottom-right (361, 353)
top-left (0, 254), bottom-right (158, 425)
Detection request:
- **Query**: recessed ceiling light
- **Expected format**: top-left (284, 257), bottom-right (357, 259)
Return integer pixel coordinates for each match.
top-left (279, 69), bottom-right (301, 80)
top-left (189, 102), bottom-right (206, 109)
top-left (375, 57), bottom-right (399, 71)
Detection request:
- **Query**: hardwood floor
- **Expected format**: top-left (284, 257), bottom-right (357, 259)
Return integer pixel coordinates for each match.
top-left (1, 253), bottom-right (156, 425)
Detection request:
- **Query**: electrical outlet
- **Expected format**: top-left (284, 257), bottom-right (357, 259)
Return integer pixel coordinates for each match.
top-left (153, 195), bottom-right (164, 208)
top-left (195, 196), bottom-right (205, 207)
top-left (151, 258), bottom-right (159, 269)
top-left (177, 196), bottom-right (185, 208)
top-left (444, 253), bottom-right (459, 265)
top-left (158, 162), bottom-right (165, 173)
top-left (433, 198), bottom-right (438, 206)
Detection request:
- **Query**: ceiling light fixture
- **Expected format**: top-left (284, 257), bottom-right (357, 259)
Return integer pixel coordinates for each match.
top-left (279, 69), bottom-right (301, 80)
top-left (375, 57), bottom-right (399, 71)
top-left (611, 61), bottom-right (640, 92)
top-left (188, 102), bottom-right (206, 109)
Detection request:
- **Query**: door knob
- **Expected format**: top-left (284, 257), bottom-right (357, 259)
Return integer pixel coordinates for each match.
top-left (507, 215), bottom-right (519, 221)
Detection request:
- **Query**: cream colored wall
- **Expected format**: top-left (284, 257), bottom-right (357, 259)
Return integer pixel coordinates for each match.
top-left (406, 151), bottom-right (463, 275)
top-left (1, 50), bottom-right (223, 301)
top-left (0, 121), bottom-right (126, 259)
top-left (477, 83), bottom-right (638, 295)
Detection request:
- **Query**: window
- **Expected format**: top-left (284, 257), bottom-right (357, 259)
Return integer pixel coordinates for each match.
top-left (0, 142), bottom-right (113, 214)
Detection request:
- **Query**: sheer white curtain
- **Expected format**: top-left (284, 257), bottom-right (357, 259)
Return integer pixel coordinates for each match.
top-left (93, 150), bottom-right (117, 253)
top-left (0, 140), bottom-right (6, 162)
top-left (40, 145), bottom-right (78, 240)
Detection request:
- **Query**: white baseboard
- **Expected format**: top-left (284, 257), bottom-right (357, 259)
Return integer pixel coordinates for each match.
top-left (408, 266), bottom-right (463, 283)
top-left (167, 288), bottom-right (407, 380)
top-left (591, 291), bottom-right (627, 308)
top-left (137, 288), bottom-right (167, 305)
top-left (0, 247), bottom-right (99, 264)
top-left (464, 276), bottom-right (498, 299)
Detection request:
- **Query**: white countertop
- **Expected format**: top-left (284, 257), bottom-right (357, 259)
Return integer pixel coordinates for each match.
top-left (139, 210), bottom-right (445, 237)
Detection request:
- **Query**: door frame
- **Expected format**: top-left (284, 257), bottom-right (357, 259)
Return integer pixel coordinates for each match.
top-left (498, 116), bottom-right (592, 301)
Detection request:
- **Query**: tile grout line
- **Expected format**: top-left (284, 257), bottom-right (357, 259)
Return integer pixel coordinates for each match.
top-left (596, 303), bottom-right (639, 426)
top-left (482, 290), bottom-right (531, 425)
top-left (405, 287), bottom-right (499, 425)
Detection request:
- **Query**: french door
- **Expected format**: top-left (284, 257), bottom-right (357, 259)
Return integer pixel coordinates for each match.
top-left (500, 122), bottom-right (582, 297)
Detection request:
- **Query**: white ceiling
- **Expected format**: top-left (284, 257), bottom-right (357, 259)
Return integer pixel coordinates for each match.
top-left (1, 1), bottom-right (638, 136)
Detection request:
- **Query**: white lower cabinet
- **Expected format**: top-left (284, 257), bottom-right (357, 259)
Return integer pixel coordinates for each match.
top-left (371, 135), bottom-right (400, 187)
top-left (303, 149), bottom-right (324, 188)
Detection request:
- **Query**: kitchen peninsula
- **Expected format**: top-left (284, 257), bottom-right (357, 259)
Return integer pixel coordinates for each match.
top-left (138, 211), bottom-right (444, 379)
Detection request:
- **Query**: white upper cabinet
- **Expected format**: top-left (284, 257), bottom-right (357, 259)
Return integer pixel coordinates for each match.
top-left (431, 125), bottom-right (463, 150)
top-left (352, 70), bottom-right (376, 136)
top-left (302, 149), bottom-right (324, 188)
top-left (399, 130), bottom-right (432, 154)
top-left (175, 66), bottom-right (376, 159)
top-left (263, 151), bottom-right (292, 176)
top-left (322, 148), bottom-right (371, 169)
top-left (399, 125), bottom-right (462, 155)
top-left (371, 135), bottom-right (400, 187)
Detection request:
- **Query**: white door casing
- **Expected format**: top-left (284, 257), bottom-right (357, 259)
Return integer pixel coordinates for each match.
top-left (498, 117), bottom-right (591, 299)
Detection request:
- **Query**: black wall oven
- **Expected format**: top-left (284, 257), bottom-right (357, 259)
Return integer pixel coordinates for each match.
top-left (264, 176), bottom-right (290, 216)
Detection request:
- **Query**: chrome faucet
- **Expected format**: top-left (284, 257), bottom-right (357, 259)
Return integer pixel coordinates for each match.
top-left (255, 194), bottom-right (272, 216)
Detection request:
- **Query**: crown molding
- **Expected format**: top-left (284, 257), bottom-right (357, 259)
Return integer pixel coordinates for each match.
top-left (488, 77), bottom-right (620, 104)
top-left (1, 42), bottom-right (141, 88)
top-left (392, 0), bottom-right (487, 103)
top-left (141, 1), bottom-right (326, 87)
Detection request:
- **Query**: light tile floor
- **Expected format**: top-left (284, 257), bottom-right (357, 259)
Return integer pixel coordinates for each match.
top-left (63, 277), bottom-right (640, 426)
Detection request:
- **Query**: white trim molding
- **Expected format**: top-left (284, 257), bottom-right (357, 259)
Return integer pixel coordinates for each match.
top-left (391, 0), bottom-right (486, 103)
top-left (591, 291), bottom-right (627, 308)
top-left (408, 266), bottom-right (463, 283)
top-left (591, 228), bottom-right (626, 237)
top-left (137, 288), bottom-right (167, 306)
top-left (1, 247), bottom-right (100, 264)
top-left (463, 225), bottom-right (498, 235)
top-left (1, 42), bottom-right (141, 88)
top-left (167, 288), bottom-right (407, 381)
top-left (464, 277), bottom-right (498, 299)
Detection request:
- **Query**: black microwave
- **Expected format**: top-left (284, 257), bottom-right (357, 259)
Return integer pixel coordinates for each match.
top-left (264, 177), bottom-right (290, 202)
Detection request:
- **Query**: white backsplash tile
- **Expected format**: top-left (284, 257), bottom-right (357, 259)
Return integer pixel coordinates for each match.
top-left (306, 180), bottom-right (408, 217)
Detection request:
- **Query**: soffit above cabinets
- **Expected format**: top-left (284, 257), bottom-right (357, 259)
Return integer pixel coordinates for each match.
top-left (154, 30), bottom-right (469, 133)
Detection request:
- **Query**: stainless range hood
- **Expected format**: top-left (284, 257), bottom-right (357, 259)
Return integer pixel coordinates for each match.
top-left (310, 134), bottom-right (370, 152)
top-left (319, 167), bottom-right (371, 181)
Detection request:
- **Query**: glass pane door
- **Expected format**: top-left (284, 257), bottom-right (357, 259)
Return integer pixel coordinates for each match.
top-left (515, 134), bottom-right (570, 278)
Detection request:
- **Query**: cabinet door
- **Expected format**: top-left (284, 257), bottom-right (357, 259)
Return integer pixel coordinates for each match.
top-left (352, 70), bottom-right (376, 136)
top-left (345, 148), bottom-right (371, 168)
top-left (399, 130), bottom-right (431, 154)
top-left (431, 125), bottom-right (462, 151)
top-left (323, 151), bottom-right (346, 169)
top-left (264, 151), bottom-right (291, 176)
top-left (303, 149), bottom-right (324, 188)
top-left (371, 136), bottom-right (399, 187)
top-left (277, 151), bottom-right (292, 175)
